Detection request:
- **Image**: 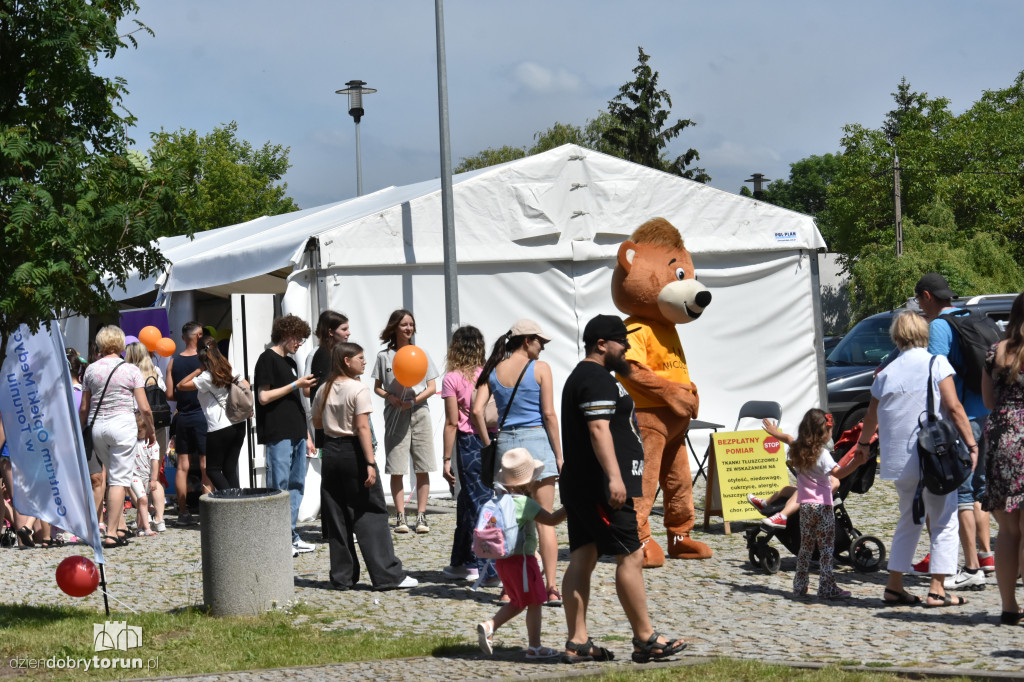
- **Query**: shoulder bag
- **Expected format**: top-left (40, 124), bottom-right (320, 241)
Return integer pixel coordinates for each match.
top-left (480, 363), bottom-right (530, 489)
top-left (912, 356), bottom-right (973, 524)
top-left (225, 377), bottom-right (254, 424)
top-left (83, 361), bottom-right (127, 463)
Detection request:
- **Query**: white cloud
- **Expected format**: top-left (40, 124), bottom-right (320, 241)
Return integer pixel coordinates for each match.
top-left (511, 62), bottom-right (586, 95)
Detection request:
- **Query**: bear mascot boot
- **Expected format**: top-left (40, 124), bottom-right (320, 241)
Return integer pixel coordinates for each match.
top-left (611, 218), bottom-right (713, 564)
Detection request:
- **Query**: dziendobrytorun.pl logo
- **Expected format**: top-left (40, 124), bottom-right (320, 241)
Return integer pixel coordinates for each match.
top-left (8, 621), bottom-right (159, 672)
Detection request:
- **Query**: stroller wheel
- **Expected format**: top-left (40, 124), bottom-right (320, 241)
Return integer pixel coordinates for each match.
top-left (748, 546), bottom-right (759, 568)
top-left (851, 535), bottom-right (886, 572)
top-left (760, 546), bottom-right (781, 574)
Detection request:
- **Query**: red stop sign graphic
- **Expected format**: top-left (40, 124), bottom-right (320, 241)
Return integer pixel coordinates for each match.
top-left (763, 437), bottom-right (781, 453)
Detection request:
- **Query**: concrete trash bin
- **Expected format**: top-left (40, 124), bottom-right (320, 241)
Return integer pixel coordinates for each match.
top-left (199, 488), bottom-right (294, 616)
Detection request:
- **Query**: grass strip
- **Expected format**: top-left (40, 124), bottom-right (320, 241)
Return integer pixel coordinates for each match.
top-left (1, 602), bottom-right (461, 681)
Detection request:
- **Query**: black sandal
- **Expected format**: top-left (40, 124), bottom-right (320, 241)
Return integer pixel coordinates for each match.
top-left (101, 534), bottom-right (128, 549)
top-left (882, 588), bottom-right (921, 605)
top-left (1000, 609), bottom-right (1024, 625)
top-left (926, 592), bottom-right (967, 608)
top-left (562, 638), bottom-right (615, 664)
top-left (16, 526), bottom-right (35, 548)
top-left (631, 631), bottom-right (686, 663)
top-left (38, 537), bottom-right (66, 549)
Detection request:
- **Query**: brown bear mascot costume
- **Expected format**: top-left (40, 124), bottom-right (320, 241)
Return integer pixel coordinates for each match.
top-left (612, 217), bottom-right (713, 566)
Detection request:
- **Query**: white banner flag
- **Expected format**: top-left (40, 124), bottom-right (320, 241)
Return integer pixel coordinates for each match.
top-left (1, 322), bottom-right (104, 563)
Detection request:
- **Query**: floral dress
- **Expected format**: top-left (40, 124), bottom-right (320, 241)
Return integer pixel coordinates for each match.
top-left (982, 343), bottom-right (1024, 513)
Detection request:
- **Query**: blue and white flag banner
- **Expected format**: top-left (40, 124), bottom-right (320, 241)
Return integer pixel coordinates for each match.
top-left (1, 323), bottom-right (104, 563)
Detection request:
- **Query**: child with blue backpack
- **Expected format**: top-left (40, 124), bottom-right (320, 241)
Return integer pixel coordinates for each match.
top-left (475, 448), bottom-right (567, 660)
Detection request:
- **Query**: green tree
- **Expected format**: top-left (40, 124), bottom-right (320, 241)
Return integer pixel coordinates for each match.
top-left (454, 115), bottom-right (617, 173)
top-left (848, 204), bottom-right (1024, 320)
top-left (454, 145), bottom-right (527, 173)
top-left (757, 154), bottom-right (842, 217)
top-left (602, 47), bottom-right (709, 183)
top-left (0, 1), bottom-right (187, 352)
top-left (148, 122), bottom-right (298, 233)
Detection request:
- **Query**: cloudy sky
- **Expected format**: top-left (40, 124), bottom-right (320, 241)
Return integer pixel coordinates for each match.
top-left (100, 1), bottom-right (1024, 211)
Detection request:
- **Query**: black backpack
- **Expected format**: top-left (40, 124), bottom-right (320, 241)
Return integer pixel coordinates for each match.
top-left (145, 376), bottom-right (172, 429)
top-left (943, 309), bottom-right (1002, 394)
top-left (912, 357), bottom-right (973, 524)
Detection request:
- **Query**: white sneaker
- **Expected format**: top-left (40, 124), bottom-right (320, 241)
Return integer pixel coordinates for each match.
top-left (292, 540), bottom-right (314, 554)
top-left (414, 514), bottom-right (430, 534)
top-left (397, 575), bottom-right (418, 589)
top-left (944, 568), bottom-right (986, 590)
top-left (150, 520), bottom-right (166, 533)
top-left (394, 513), bottom-right (410, 534)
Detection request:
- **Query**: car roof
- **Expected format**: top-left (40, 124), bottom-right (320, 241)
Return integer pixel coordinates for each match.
top-left (856, 293), bottom-right (1015, 324)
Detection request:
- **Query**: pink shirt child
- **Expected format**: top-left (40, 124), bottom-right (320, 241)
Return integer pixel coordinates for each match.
top-left (796, 448), bottom-right (837, 506)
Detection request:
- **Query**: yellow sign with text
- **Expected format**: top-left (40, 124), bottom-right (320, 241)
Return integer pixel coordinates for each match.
top-left (712, 430), bottom-right (790, 522)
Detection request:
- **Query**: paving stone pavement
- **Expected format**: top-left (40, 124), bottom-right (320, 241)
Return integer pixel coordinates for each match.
top-left (5, 479), bottom-right (1024, 681)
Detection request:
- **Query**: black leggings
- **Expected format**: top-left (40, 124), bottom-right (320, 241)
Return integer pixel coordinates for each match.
top-left (205, 422), bottom-right (246, 490)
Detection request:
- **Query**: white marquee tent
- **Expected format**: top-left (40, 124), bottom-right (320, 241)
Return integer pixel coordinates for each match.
top-left (125, 144), bottom-right (828, 512)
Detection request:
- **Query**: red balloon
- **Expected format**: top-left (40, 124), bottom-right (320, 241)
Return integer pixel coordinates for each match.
top-left (392, 345), bottom-right (428, 387)
top-left (56, 555), bottom-right (100, 597)
top-left (155, 337), bottom-right (176, 357)
top-left (138, 326), bottom-right (162, 352)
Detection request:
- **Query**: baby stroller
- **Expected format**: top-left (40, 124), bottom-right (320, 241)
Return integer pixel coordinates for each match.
top-left (745, 422), bottom-right (886, 574)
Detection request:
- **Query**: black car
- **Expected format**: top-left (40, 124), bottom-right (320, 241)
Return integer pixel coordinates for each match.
top-left (825, 295), bottom-right (1016, 438)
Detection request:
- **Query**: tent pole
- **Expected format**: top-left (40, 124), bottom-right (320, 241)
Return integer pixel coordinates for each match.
top-left (808, 250), bottom-right (828, 410)
top-left (434, 0), bottom-right (460, 342)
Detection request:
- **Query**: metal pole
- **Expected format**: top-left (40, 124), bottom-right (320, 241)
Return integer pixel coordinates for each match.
top-left (355, 120), bottom-right (363, 197)
top-left (435, 0), bottom-right (460, 341)
top-left (99, 563), bottom-right (111, 616)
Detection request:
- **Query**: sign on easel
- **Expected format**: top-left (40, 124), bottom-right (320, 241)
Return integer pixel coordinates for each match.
top-left (709, 430), bottom-right (790, 523)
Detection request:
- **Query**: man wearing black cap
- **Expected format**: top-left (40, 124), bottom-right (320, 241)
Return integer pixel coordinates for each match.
top-left (914, 273), bottom-right (992, 588)
top-left (558, 314), bottom-right (686, 663)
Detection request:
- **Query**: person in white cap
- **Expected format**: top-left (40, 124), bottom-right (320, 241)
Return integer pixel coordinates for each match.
top-left (472, 318), bottom-right (564, 606)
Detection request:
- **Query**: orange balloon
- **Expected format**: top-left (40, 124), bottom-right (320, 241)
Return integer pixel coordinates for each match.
top-left (155, 337), bottom-right (177, 357)
top-left (138, 326), bottom-right (162, 352)
top-left (392, 345), bottom-right (428, 387)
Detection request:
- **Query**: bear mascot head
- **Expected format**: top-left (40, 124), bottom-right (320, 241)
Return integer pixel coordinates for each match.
top-left (611, 217), bottom-right (714, 564)
top-left (611, 217), bottom-right (711, 324)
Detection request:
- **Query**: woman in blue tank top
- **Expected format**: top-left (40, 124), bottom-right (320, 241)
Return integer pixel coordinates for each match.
top-left (472, 319), bottom-right (563, 606)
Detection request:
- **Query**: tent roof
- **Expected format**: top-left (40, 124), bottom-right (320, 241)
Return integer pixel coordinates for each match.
top-left (130, 144), bottom-right (822, 296)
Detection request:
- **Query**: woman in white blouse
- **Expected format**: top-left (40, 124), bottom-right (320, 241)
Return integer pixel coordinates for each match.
top-left (856, 311), bottom-right (977, 607)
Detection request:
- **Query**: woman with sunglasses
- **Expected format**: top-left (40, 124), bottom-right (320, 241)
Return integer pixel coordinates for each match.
top-left (472, 319), bottom-right (563, 606)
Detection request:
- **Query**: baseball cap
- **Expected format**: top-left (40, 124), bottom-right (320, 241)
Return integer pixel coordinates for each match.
top-left (509, 319), bottom-right (552, 343)
top-left (583, 314), bottom-right (639, 344)
top-left (915, 273), bottom-right (955, 300)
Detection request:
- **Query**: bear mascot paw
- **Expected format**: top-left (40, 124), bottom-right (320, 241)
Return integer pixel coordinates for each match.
top-left (612, 218), bottom-right (713, 563)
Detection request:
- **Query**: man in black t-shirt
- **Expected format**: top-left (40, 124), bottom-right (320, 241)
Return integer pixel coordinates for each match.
top-left (254, 314), bottom-right (316, 556)
top-left (559, 315), bottom-right (686, 664)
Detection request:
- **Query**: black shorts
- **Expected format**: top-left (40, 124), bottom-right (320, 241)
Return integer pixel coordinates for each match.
top-left (566, 497), bottom-right (642, 557)
top-left (174, 410), bottom-right (208, 456)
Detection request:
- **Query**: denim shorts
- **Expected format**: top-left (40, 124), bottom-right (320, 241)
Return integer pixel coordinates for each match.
top-left (495, 425), bottom-right (558, 481)
top-left (957, 419), bottom-right (987, 510)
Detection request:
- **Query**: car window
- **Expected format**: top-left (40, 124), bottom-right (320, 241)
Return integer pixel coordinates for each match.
top-left (827, 315), bottom-right (896, 367)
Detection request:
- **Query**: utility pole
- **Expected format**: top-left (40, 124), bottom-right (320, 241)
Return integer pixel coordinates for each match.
top-left (893, 154), bottom-right (903, 258)
top-left (435, 0), bottom-right (459, 341)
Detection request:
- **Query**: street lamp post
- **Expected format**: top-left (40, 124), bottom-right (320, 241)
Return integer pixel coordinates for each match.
top-left (335, 80), bottom-right (377, 196)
